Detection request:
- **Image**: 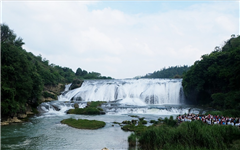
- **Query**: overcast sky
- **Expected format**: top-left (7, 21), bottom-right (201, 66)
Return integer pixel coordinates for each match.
top-left (1, 1), bottom-right (239, 79)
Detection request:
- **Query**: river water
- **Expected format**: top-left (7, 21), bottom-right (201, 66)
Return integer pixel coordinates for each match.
top-left (1, 79), bottom-right (203, 150)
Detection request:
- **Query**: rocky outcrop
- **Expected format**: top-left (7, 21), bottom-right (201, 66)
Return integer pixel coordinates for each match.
top-left (69, 79), bottom-right (84, 90)
top-left (42, 83), bottom-right (65, 102)
top-left (1, 117), bottom-right (22, 125)
top-left (1, 104), bottom-right (35, 126)
top-left (26, 104), bottom-right (35, 115)
top-left (17, 114), bottom-right (27, 119)
top-left (74, 103), bottom-right (79, 108)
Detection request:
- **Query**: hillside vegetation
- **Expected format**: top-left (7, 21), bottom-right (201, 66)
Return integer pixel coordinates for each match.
top-left (182, 35), bottom-right (240, 110)
top-left (142, 65), bottom-right (189, 78)
top-left (1, 24), bottom-right (111, 118)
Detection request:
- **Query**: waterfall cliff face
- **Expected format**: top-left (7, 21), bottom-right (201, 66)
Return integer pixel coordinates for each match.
top-left (58, 79), bottom-right (185, 105)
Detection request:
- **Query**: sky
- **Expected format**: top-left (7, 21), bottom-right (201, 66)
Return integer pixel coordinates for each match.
top-left (1, 0), bottom-right (239, 79)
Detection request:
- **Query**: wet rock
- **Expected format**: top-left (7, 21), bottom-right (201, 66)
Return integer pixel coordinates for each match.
top-left (99, 111), bottom-right (106, 115)
top-left (26, 104), bottom-right (34, 115)
top-left (51, 105), bottom-right (60, 111)
top-left (1, 122), bottom-right (9, 125)
top-left (74, 103), bottom-right (79, 108)
top-left (101, 148), bottom-right (109, 150)
top-left (1, 117), bottom-right (22, 125)
top-left (12, 117), bottom-right (22, 123)
top-left (18, 114), bottom-right (27, 119)
top-left (26, 111), bottom-right (34, 115)
top-left (69, 79), bottom-right (83, 90)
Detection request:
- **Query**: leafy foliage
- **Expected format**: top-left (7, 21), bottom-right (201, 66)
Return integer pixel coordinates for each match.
top-left (142, 65), bottom-right (189, 78)
top-left (163, 116), bottom-right (177, 127)
top-left (204, 110), bottom-right (240, 118)
top-left (138, 121), bottom-right (240, 150)
top-left (1, 24), bottom-right (112, 117)
top-left (182, 36), bottom-right (240, 109)
top-left (75, 68), bottom-right (112, 79)
top-left (128, 133), bottom-right (137, 147)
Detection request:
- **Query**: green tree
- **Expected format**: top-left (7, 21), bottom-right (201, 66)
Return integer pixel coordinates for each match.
top-left (182, 35), bottom-right (240, 109)
top-left (1, 23), bottom-right (24, 47)
top-left (142, 65), bottom-right (189, 78)
top-left (76, 68), bottom-right (83, 76)
top-left (1, 24), bottom-right (113, 118)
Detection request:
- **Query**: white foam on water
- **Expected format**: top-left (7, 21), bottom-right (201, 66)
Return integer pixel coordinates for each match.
top-left (105, 107), bottom-right (200, 115)
top-left (38, 103), bottom-right (74, 118)
top-left (58, 79), bottom-right (185, 105)
top-left (39, 79), bottom-right (189, 117)
top-left (119, 97), bottom-right (147, 106)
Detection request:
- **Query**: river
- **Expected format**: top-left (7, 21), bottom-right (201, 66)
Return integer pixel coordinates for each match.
top-left (1, 79), bottom-right (203, 150)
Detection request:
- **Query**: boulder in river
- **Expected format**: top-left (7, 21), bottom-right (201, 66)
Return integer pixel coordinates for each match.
top-left (74, 103), bottom-right (79, 108)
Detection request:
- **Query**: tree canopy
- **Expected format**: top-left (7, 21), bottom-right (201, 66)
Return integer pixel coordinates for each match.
top-left (182, 35), bottom-right (240, 110)
top-left (1, 24), bottom-right (112, 117)
top-left (142, 65), bottom-right (189, 79)
top-left (75, 68), bottom-right (112, 79)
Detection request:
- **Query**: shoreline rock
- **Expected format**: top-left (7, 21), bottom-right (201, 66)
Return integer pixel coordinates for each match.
top-left (1, 104), bottom-right (35, 126)
top-left (1, 117), bottom-right (22, 125)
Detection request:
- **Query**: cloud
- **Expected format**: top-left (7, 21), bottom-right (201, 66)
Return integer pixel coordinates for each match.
top-left (2, 1), bottom-right (239, 79)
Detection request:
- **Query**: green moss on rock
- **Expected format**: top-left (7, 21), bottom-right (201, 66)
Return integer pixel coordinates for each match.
top-left (61, 118), bottom-right (106, 129)
top-left (67, 101), bottom-right (106, 115)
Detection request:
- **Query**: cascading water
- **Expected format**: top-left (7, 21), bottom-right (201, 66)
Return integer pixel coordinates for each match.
top-left (38, 79), bottom-right (190, 116)
top-left (58, 79), bottom-right (185, 105)
top-left (3, 79), bottom-right (206, 150)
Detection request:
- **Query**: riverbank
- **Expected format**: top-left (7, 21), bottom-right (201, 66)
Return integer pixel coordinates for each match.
top-left (127, 115), bottom-right (240, 150)
top-left (0, 104), bottom-right (36, 126)
top-left (1, 113), bottom-right (132, 149)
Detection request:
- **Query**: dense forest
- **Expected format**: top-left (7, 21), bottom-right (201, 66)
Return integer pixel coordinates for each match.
top-left (182, 35), bottom-right (240, 110)
top-left (1, 24), bottom-right (112, 118)
top-left (142, 65), bottom-right (189, 78)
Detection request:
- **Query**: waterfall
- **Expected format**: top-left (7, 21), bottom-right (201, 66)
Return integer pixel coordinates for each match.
top-left (58, 79), bottom-right (185, 105)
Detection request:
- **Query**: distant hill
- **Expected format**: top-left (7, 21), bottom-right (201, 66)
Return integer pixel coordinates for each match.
top-left (142, 65), bottom-right (190, 79)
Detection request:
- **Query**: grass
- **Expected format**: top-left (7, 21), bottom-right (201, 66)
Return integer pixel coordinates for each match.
top-left (121, 117), bottom-right (149, 135)
top-left (61, 118), bottom-right (106, 129)
top-left (113, 121), bottom-right (121, 125)
top-left (128, 133), bottom-right (137, 147)
top-left (67, 101), bottom-right (106, 115)
top-left (124, 116), bottom-right (240, 150)
top-left (87, 101), bottom-right (106, 107)
top-left (138, 120), bottom-right (240, 150)
top-left (68, 107), bottom-right (101, 115)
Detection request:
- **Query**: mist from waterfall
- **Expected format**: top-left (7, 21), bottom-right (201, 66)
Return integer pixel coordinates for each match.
top-left (58, 79), bottom-right (185, 105)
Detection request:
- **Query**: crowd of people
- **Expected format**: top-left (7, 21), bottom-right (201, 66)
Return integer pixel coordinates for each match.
top-left (177, 113), bottom-right (240, 127)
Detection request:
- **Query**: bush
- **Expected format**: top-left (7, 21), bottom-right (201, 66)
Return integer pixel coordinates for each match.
top-left (138, 120), bottom-right (240, 150)
top-left (205, 110), bottom-right (240, 117)
top-left (163, 116), bottom-right (177, 127)
top-left (128, 133), bottom-right (137, 147)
